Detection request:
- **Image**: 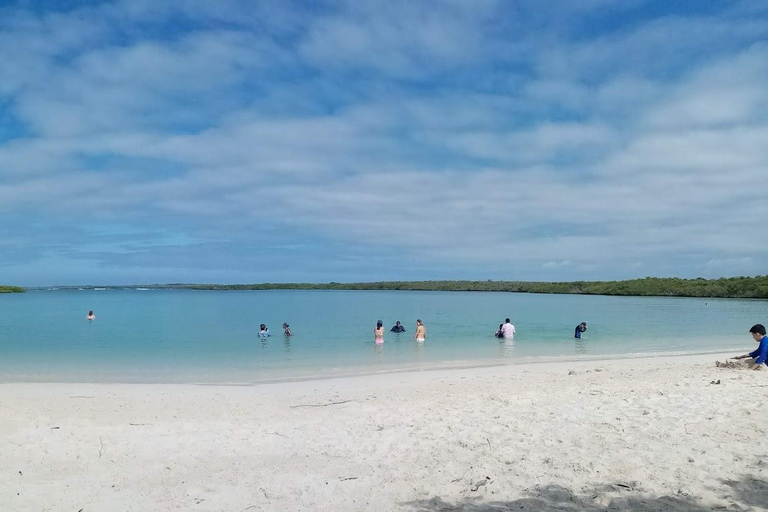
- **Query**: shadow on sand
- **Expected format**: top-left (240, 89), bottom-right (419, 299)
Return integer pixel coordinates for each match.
top-left (404, 475), bottom-right (768, 511)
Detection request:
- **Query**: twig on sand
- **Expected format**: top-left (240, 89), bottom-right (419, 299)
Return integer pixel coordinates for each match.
top-left (340, 477), bottom-right (358, 481)
top-left (471, 477), bottom-right (492, 491)
top-left (290, 400), bottom-right (354, 409)
top-left (98, 436), bottom-right (105, 459)
top-left (129, 423), bottom-right (152, 426)
top-left (486, 438), bottom-right (492, 450)
top-left (242, 506), bottom-right (258, 511)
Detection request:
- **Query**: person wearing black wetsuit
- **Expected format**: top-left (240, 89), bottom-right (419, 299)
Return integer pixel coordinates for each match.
top-left (390, 321), bottom-right (406, 333)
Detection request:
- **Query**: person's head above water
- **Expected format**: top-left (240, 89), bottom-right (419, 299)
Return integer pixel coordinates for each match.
top-left (283, 323), bottom-right (289, 328)
top-left (395, 321), bottom-right (401, 326)
top-left (377, 320), bottom-right (383, 329)
top-left (88, 310), bottom-right (94, 316)
top-left (416, 319), bottom-right (423, 325)
top-left (505, 318), bottom-right (511, 323)
top-left (260, 324), bottom-right (267, 330)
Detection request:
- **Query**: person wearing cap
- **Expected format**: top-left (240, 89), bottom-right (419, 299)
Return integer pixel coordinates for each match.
top-left (574, 322), bottom-right (587, 339)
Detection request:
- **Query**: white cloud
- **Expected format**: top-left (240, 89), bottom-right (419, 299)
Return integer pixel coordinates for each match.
top-left (1, 1), bottom-right (768, 283)
top-left (542, 260), bottom-right (572, 269)
top-left (298, 0), bottom-right (503, 77)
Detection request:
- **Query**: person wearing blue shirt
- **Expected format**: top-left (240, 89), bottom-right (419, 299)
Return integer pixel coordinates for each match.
top-left (574, 322), bottom-right (587, 339)
top-left (730, 324), bottom-right (768, 369)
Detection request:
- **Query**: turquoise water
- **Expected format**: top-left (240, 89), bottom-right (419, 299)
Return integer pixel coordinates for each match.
top-left (0, 290), bottom-right (764, 383)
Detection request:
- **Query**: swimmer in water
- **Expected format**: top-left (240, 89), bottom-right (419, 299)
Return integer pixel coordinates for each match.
top-left (87, 310), bottom-right (95, 321)
top-left (259, 324), bottom-right (270, 338)
top-left (414, 319), bottom-right (426, 342)
top-left (494, 324), bottom-right (503, 338)
top-left (283, 323), bottom-right (292, 336)
top-left (374, 320), bottom-right (384, 344)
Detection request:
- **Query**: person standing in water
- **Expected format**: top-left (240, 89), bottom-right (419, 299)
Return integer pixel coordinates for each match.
top-left (414, 319), bottom-right (426, 342)
top-left (259, 324), bottom-right (270, 338)
top-left (86, 310), bottom-right (95, 321)
top-left (282, 323), bottom-right (292, 336)
top-left (574, 322), bottom-right (587, 339)
top-left (501, 318), bottom-right (515, 340)
top-left (374, 320), bottom-right (385, 344)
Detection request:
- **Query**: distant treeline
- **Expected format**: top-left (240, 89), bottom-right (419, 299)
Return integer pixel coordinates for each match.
top-left (0, 285), bottom-right (25, 293)
top-left (145, 276), bottom-right (768, 298)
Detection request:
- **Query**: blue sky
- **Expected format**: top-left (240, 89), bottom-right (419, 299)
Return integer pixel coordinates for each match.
top-left (1, 0), bottom-right (768, 286)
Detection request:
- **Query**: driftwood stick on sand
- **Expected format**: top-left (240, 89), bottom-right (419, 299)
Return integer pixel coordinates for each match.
top-left (290, 400), bottom-right (354, 409)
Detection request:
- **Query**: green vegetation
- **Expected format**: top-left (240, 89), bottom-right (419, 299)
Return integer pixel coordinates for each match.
top-left (0, 285), bottom-right (25, 293)
top-left (147, 275), bottom-right (768, 299)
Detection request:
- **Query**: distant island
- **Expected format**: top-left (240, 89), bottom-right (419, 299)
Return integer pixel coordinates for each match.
top-left (31, 275), bottom-right (768, 298)
top-left (0, 285), bottom-right (25, 293)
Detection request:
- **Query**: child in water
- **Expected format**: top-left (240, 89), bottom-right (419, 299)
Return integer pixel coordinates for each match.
top-left (259, 324), bottom-right (270, 338)
top-left (86, 310), bottom-right (95, 321)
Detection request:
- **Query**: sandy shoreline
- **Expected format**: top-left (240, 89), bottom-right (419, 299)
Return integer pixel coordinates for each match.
top-left (2, 352), bottom-right (767, 511)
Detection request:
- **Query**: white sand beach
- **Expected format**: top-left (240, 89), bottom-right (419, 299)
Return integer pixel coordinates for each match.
top-left (1, 353), bottom-right (767, 511)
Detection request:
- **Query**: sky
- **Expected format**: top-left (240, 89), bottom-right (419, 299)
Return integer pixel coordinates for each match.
top-left (1, 0), bottom-right (767, 286)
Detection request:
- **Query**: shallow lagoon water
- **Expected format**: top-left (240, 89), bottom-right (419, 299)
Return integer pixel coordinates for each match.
top-left (0, 289), bottom-right (763, 383)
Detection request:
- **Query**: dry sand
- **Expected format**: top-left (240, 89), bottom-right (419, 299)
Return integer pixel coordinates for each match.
top-left (1, 353), bottom-right (767, 511)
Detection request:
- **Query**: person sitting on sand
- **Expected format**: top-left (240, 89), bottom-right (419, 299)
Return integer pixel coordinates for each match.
top-left (574, 322), bottom-right (587, 339)
top-left (87, 310), bottom-right (95, 321)
top-left (282, 323), bottom-right (292, 336)
top-left (718, 324), bottom-right (768, 370)
top-left (501, 318), bottom-right (515, 340)
top-left (414, 319), bottom-right (426, 342)
top-left (259, 324), bottom-right (270, 338)
top-left (374, 320), bottom-right (384, 344)
top-left (390, 321), bottom-right (406, 333)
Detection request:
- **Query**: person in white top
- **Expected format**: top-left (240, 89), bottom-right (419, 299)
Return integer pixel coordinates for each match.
top-left (501, 318), bottom-right (515, 340)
